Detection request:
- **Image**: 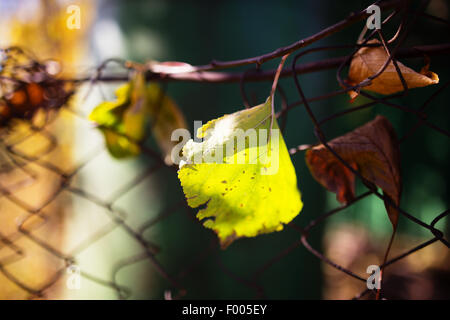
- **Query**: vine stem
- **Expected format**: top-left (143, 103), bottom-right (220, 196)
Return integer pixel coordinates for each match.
top-left (270, 54), bottom-right (290, 135)
top-left (70, 43), bottom-right (450, 84)
top-left (190, 0), bottom-right (400, 72)
top-left (376, 228), bottom-right (397, 300)
top-left (67, 0), bottom-right (406, 86)
top-left (271, 54), bottom-right (290, 99)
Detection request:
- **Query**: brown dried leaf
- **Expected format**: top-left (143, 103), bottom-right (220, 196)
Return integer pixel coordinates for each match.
top-left (347, 39), bottom-right (439, 99)
top-left (305, 115), bottom-right (401, 228)
top-left (147, 83), bottom-right (188, 165)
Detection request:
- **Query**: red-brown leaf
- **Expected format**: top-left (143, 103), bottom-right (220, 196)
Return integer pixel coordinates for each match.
top-left (305, 115), bottom-right (401, 228)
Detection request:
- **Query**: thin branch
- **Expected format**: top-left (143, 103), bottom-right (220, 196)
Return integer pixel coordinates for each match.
top-left (190, 0), bottom-right (400, 71)
top-left (71, 43), bottom-right (450, 84)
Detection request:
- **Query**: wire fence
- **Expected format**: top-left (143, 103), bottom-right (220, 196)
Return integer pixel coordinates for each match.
top-left (0, 0), bottom-right (449, 299)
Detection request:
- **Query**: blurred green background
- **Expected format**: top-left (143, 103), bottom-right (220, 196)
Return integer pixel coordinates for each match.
top-left (2, 0), bottom-right (446, 299)
top-left (94, 0), bottom-right (449, 299)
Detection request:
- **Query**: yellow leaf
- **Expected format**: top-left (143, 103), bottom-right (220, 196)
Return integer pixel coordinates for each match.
top-left (178, 98), bottom-right (303, 248)
top-left (89, 72), bottom-right (187, 162)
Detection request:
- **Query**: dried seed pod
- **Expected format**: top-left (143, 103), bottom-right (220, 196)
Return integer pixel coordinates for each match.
top-left (0, 48), bottom-right (76, 127)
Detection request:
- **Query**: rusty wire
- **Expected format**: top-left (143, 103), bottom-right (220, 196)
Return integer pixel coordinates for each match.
top-left (0, 0), bottom-right (449, 300)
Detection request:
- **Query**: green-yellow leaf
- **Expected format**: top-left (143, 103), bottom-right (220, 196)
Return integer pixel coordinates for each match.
top-left (88, 74), bottom-right (145, 158)
top-left (178, 97), bottom-right (303, 247)
top-left (89, 72), bottom-right (187, 161)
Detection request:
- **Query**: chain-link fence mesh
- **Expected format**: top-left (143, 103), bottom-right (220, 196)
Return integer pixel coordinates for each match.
top-left (0, 0), bottom-right (449, 300)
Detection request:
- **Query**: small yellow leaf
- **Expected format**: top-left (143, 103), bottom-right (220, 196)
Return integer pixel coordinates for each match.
top-left (89, 72), bottom-right (187, 162)
top-left (89, 76), bottom-right (143, 158)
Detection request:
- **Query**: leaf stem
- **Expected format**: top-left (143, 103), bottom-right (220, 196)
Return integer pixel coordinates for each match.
top-left (268, 54), bottom-right (290, 142)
